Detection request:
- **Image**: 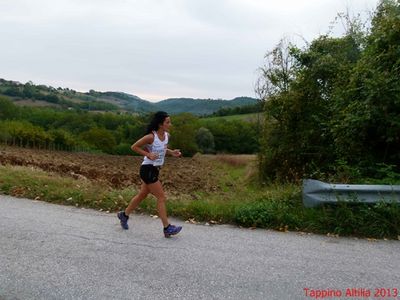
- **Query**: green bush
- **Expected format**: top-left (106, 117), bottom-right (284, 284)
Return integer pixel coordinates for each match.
top-left (114, 143), bottom-right (133, 156)
top-left (258, 0), bottom-right (400, 182)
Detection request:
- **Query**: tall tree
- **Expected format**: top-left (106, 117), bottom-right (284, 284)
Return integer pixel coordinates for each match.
top-left (258, 19), bottom-right (363, 180)
top-left (332, 0), bottom-right (400, 171)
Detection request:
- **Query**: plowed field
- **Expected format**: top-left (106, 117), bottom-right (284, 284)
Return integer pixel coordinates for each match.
top-left (0, 146), bottom-right (220, 194)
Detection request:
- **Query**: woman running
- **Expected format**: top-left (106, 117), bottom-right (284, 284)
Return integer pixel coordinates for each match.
top-left (117, 111), bottom-right (182, 238)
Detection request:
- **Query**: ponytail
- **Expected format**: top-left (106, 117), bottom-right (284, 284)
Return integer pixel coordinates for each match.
top-left (146, 111), bottom-right (169, 134)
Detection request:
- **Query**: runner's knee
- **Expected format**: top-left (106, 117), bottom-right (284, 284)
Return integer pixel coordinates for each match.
top-left (157, 195), bottom-right (167, 203)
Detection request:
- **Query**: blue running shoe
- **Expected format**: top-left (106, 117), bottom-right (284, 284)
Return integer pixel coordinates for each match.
top-left (163, 224), bottom-right (182, 238)
top-left (117, 211), bottom-right (129, 230)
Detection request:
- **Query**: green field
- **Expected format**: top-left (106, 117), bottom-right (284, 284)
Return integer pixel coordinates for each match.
top-left (200, 113), bottom-right (260, 123)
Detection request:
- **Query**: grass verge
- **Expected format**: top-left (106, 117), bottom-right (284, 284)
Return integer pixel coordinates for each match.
top-left (0, 163), bottom-right (399, 239)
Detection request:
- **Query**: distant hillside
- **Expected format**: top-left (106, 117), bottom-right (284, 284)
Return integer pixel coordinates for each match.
top-left (89, 91), bottom-right (156, 113)
top-left (0, 78), bottom-right (257, 115)
top-left (156, 97), bottom-right (257, 115)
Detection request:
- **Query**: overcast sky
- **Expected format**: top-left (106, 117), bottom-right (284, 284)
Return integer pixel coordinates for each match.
top-left (0, 0), bottom-right (379, 102)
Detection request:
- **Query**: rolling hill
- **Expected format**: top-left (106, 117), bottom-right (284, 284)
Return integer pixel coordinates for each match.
top-left (0, 78), bottom-right (258, 115)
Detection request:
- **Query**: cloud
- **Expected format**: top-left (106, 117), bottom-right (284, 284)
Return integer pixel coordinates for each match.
top-left (0, 0), bottom-right (379, 101)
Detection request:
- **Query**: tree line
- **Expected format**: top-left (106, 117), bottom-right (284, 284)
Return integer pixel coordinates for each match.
top-left (210, 102), bottom-right (262, 117)
top-left (257, 0), bottom-right (400, 182)
top-left (1, 81), bottom-right (119, 111)
top-left (0, 96), bottom-right (258, 155)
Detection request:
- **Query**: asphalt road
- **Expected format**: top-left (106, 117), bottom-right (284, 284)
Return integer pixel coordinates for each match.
top-left (1, 195), bottom-right (399, 300)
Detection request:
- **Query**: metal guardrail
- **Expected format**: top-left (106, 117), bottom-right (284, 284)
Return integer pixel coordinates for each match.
top-left (302, 179), bottom-right (400, 208)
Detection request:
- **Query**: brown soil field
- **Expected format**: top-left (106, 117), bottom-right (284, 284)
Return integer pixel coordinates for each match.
top-left (0, 146), bottom-right (220, 195)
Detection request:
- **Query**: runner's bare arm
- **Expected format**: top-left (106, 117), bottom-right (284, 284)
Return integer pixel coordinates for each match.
top-left (131, 134), bottom-right (158, 160)
top-left (166, 149), bottom-right (182, 157)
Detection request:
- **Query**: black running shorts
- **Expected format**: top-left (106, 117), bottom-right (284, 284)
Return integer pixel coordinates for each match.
top-left (140, 164), bottom-right (160, 184)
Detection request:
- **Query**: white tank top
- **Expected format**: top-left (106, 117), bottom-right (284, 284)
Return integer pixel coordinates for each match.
top-left (142, 131), bottom-right (169, 166)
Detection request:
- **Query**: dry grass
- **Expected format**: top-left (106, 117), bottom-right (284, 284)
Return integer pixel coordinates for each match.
top-left (1, 154), bottom-right (399, 238)
top-left (213, 154), bottom-right (256, 167)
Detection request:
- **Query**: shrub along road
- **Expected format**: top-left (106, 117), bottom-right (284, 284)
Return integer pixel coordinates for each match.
top-left (1, 195), bottom-right (399, 300)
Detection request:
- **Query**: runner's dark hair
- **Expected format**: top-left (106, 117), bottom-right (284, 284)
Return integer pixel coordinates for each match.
top-left (146, 111), bottom-right (169, 134)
